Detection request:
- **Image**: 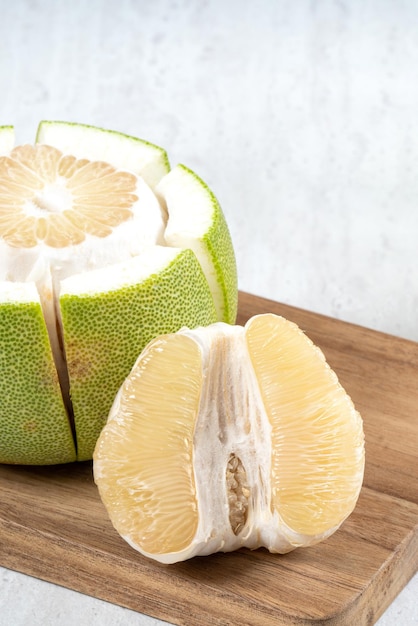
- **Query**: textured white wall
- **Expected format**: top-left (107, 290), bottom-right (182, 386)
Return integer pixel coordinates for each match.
top-left (0, 2), bottom-right (416, 625)
top-left (2, 0), bottom-right (418, 341)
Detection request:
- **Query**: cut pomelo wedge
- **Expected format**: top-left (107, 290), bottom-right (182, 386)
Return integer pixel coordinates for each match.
top-left (157, 164), bottom-right (238, 324)
top-left (0, 282), bottom-right (75, 464)
top-left (60, 247), bottom-right (216, 461)
top-left (0, 126), bottom-right (14, 156)
top-left (36, 120), bottom-right (170, 189)
top-left (94, 314), bottom-right (365, 564)
top-left (0, 121), bottom-right (237, 464)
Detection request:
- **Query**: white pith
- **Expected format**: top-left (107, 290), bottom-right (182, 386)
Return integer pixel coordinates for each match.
top-left (60, 246), bottom-right (183, 296)
top-left (157, 165), bottom-right (224, 320)
top-left (0, 279), bottom-right (39, 303)
top-left (27, 182), bottom-right (73, 215)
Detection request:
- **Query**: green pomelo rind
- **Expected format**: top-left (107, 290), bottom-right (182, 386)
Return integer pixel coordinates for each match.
top-left (60, 248), bottom-right (217, 461)
top-left (35, 120), bottom-right (170, 188)
top-left (0, 294), bottom-right (76, 465)
top-left (158, 164), bottom-right (238, 324)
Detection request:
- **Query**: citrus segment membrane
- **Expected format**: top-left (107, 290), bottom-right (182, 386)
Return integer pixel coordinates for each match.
top-left (94, 314), bottom-right (365, 564)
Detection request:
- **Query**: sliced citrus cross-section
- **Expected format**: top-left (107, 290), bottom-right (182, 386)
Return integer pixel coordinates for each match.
top-left (93, 313), bottom-right (365, 564)
top-left (0, 142), bottom-right (161, 250)
top-left (0, 121), bottom-right (237, 464)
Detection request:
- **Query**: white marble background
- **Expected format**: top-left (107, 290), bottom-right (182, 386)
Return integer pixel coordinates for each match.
top-left (0, 0), bottom-right (417, 624)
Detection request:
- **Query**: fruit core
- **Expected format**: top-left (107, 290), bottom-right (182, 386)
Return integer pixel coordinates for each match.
top-left (226, 452), bottom-right (250, 535)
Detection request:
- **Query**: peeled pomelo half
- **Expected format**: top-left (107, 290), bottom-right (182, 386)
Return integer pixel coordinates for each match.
top-left (93, 313), bottom-right (365, 564)
top-left (0, 122), bottom-right (237, 464)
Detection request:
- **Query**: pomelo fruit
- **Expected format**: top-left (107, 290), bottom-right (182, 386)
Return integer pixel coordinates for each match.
top-left (0, 122), bottom-right (237, 464)
top-left (93, 314), bottom-right (365, 564)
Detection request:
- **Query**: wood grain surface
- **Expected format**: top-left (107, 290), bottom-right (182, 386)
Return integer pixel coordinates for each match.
top-left (0, 292), bottom-right (417, 626)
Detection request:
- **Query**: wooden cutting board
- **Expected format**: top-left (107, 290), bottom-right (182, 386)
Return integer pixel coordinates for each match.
top-left (0, 292), bottom-right (417, 626)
